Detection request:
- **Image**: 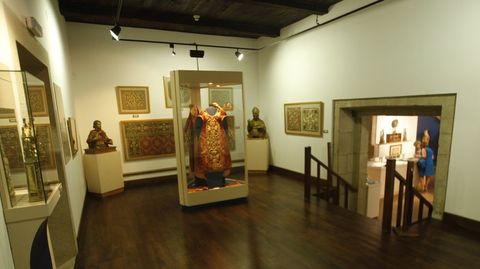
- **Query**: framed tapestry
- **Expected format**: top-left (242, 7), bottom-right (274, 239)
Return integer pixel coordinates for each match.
top-left (284, 101), bottom-right (324, 137)
top-left (0, 124), bottom-right (56, 171)
top-left (209, 87), bottom-right (233, 111)
top-left (226, 116), bottom-right (235, 150)
top-left (163, 77), bottom-right (173, 108)
top-left (53, 83), bottom-right (71, 164)
top-left (116, 86), bottom-right (150, 114)
top-left (120, 119), bottom-right (176, 161)
top-left (0, 108), bottom-right (15, 119)
top-left (28, 85), bottom-right (48, 117)
top-left (67, 117), bottom-right (79, 156)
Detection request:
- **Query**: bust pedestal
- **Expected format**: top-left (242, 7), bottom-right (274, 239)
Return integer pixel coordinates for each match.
top-left (246, 138), bottom-right (269, 172)
top-left (83, 150), bottom-right (124, 197)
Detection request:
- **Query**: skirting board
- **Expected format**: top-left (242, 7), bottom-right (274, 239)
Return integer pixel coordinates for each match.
top-left (269, 165), bottom-right (304, 181)
top-left (443, 212), bottom-right (480, 235)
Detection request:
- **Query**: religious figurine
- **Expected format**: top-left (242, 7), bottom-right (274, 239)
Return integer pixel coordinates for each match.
top-left (22, 118), bottom-right (45, 202)
top-left (403, 128), bottom-right (408, 141)
top-left (85, 120), bottom-right (115, 154)
top-left (247, 107), bottom-right (267, 139)
top-left (379, 129), bottom-right (385, 144)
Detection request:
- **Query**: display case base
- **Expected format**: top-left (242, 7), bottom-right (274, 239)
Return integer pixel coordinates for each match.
top-left (83, 151), bottom-right (124, 196)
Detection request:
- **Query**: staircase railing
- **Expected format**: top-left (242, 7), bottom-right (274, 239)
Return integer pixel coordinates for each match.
top-left (382, 158), bottom-right (433, 234)
top-left (304, 145), bottom-right (357, 209)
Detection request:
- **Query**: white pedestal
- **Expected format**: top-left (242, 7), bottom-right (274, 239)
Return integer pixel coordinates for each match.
top-left (246, 139), bottom-right (269, 172)
top-left (83, 151), bottom-right (124, 196)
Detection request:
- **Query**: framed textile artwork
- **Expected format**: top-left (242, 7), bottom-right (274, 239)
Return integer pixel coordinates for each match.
top-left (53, 83), bottom-right (71, 164)
top-left (386, 133), bottom-right (402, 143)
top-left (284, 102), bottom-right (324, 137)
top-left (116, 86), bottom-right (150, 114)
top-left (163, 77), bottom-right (192, 109)
top-left (0, 108), bottom-right (15, 119)
top-left (209, 87), bottom-right (233, 111)
top-left (120, 119), bottom-right (176, 161)
top-left (67, 117), bottom-right (79, 156)
top-left (0, 124), bottom-right (56, 171)
top-left (226, 116), bottom-right (235, 150)
top-left (389, 144), bottom-right (402, 158)
top-left (163, 77), bottom-right (173, 108)
top-left (28, 85), bottom-right (49, 117)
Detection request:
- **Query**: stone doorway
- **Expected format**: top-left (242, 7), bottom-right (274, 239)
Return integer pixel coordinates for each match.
top-left (332, 94), bottom-right (456, 220)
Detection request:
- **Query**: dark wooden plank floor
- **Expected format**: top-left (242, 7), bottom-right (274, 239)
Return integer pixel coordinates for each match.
top-left (75, 173), bottom-right (480, 269)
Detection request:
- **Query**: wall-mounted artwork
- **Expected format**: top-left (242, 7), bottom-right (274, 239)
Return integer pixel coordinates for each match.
top-left (120, 119), bottom-right (175, 161)
top-left (53, 83), bottom-right (71, 164)
top-left (163, 77), bottom-right (192, 108)
top-left (226, 116), bottom-right (235, 150)
top-left (0, 108), bottom-right (15, 119)
top-left (209, 87), bottom-right (233, 111)
top-left (116, 86), bottom-right (150, 114)
top-left (0, 124), bottom-right (56, 171)
top-left (284, 101), bottom-right (324, 137)
top-left (67, 117), bottom-right (79, 156)
top-left (389, 144), bottom-right (402, 158)
top-left (28, 85), bottom-right (48, 117)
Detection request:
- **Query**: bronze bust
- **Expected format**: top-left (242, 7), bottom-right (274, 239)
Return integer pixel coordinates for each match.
top-left (247, 107), bottom-right (267, 139)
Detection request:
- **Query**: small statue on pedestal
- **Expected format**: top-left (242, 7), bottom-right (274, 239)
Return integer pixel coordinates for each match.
top-left (247, 107), bottom-right (267, 139)
top-left (22, 118), bottom-right (45, 202)
top-left (85, 120), bottom-right (115, 154)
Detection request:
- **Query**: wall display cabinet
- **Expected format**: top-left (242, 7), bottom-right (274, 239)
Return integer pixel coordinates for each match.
top-left (0, 70), bottom-right (62, 268)
top-left (170, 70), bottom-right (248, 206)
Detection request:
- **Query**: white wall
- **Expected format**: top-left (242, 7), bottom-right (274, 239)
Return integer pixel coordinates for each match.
top-left (67, 23), bottom-right (258, 179)
top-left (0, 0), bottom-right (85, 238)
top-left (257, 0), bottom-right (480, 221)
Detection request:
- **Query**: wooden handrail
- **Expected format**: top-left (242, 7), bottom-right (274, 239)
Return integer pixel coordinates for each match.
top-left (304, 145), bottom-right (357, 209)
top-left (383, 158), bottom-right (433, 234)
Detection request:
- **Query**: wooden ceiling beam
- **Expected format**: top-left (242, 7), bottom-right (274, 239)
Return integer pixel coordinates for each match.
top-left (240, 0), bottom-right (340, 14)
top-left (59, 2), bottom-right (279, 38)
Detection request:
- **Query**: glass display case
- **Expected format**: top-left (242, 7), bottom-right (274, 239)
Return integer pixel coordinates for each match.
top-left (170, 70), bottom-right (248, 206)
top-left (0, 70), bottom-right (61, 210)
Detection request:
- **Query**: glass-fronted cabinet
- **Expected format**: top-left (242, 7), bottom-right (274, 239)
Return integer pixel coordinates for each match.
top-left (0, 70), bottom-right (61, 210)
top-left (171, 70), bottom-right (248, 206)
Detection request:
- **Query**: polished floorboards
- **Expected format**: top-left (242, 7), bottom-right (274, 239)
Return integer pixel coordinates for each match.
top-left (75, 173), bottom-right (480, 269)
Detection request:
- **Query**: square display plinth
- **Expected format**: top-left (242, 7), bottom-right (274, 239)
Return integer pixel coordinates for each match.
top-left (246, 138), bottom-right (269, 172)
top-left (83, 151), bottom-right (124, 197)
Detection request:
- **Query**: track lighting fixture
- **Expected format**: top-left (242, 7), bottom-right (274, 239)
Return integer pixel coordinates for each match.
top-left (110, 0), bottom-right (123, 41)
top-left (170, 43), bottom-right (176, 56)
top-left (235, 49), bottom-right (244, 61)
top-left (110, 24), bottom-right (121, 41)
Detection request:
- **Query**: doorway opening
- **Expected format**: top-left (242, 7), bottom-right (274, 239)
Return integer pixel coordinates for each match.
top-left (332, 94), bottom-right (456, 220)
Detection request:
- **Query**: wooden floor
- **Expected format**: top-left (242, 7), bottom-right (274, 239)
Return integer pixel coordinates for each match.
top-left (75, 173), bottom-right (480, 269)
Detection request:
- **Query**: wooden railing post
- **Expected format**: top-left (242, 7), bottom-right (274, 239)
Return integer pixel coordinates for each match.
top-left (403, 161), bottom-right (415, 231)
top-left (382, 158), bottom-right (396, 234)
top-left (304, 147), bottom-right (312, 201)
top-left (326, 143), bottom-right (332, 202)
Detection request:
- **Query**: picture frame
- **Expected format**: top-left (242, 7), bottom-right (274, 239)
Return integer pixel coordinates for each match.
top-left (163, 77), bottom-right (192, 108)
top-left (120, 119), bottom-right (176, 161)
top-left (284, 101), bottom-right (324, 137)
top-left (67, 117), bottom-right (79, 157)
top-left (208, 87), bottom-right (233, 111)
top-left (389, 144), bottom-right (402, 158)
top-left (53, 83), bottom-right (71, 164)
top-left (28, 85), bottom-right (48, 117)
top-left (163, 77), bottom-right (173, 108)
top-left (116, 86), bottom-right (150, 114)
top-left (0, 108), bottom-right (15, 119)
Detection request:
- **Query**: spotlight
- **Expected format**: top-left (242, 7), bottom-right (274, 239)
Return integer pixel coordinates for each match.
top-left (110, 24), bottom-right (121, 41)
top-left (235, 49), bottom-right (244, 61)
top-left (170, 43), bottom-right (176, 56)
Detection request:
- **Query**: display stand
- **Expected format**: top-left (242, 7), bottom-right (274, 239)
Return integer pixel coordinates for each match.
top-left (246, 138), bottom-right (269, 172)
top-left (83, 150), bottom-right (124, 197)
top-left (171, 70), bottom-right (248, 206)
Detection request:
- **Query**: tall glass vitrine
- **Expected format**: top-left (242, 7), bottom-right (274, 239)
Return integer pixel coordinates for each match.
top-left (170, 70), bottom-right (248, 206)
